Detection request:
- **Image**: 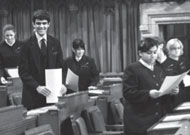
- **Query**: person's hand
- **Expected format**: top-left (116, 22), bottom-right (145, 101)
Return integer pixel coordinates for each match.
top-left (170, 86), bottom-right (179, 95)
top-left (88, 86), bottom-right (97, 90)
top-left (60, 84), bottom-right (67, 96)
top-left (0, 77), bottom-right (7, 84)
top-left (149, 89), bottom-right (161, 98)
top-left (36, 86), bottom-right (51, 97)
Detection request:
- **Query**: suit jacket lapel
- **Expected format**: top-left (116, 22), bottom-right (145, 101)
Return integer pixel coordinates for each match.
top-left (30, 35), bottom-right (41, 73)
top-left (47, 36), bottom-right (56, 68)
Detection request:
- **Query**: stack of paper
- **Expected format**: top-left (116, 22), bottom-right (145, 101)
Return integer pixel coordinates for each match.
top-left (153, 121), bottom-right (183, 130)
top-left (88, 89), bottom-right (105, 95)
top-left (162, 114), bottom-right (190, 122)
top-left (27, 105), bottom-right (58, 116)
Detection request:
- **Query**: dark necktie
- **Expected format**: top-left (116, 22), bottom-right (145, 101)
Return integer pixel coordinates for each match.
top-left (41, 38), bottom-right (47, 56)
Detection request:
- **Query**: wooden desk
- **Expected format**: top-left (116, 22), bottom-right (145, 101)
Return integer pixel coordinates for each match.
top-left (0, 105), bottom-right (23, 127)
top-left (147, 120), bottom-right (190, 135)
top-left (37, 92), bottom-right (90, 135)
top-left (0, 105), bottom-right (36, 135)
top-left (174, 121), bottom-right (190, 135)
top-left (93, 84), bottom-right (123, 124)
top-left (97, 83), bottom-right (123, 100)
top-left (0, 116), bottom-right (36, 135)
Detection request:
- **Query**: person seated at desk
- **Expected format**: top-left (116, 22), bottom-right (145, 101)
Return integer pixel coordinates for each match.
top-left (64, 39), bottom-right (99, 93)
top-left (122, 37), bottom-right (179, 135)
top-left (0, 24), bottom-right (23, 85)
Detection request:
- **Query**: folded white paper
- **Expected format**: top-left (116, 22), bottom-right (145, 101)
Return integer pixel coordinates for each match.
top-left (66, 68), bottom-right (79, 92)
top-left (159, 70), bottom-right (189, 96)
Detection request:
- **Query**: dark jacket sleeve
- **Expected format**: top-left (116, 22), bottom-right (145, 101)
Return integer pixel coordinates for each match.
top-left (123, 65), bottom-right (151, 104)
top-left (18, 41), bottom-right (39, 89)
top-left (89, 58), bottom-right (100, 86)
top-left (0, 43), bottom-right (5, 78)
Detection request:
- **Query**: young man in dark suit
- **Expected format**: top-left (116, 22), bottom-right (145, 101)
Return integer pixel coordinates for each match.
top-left (19, 9), bottom-right (66, 110)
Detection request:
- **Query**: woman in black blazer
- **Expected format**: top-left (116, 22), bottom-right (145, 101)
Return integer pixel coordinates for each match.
top-left (123, 38), bottom-right (178, 135)
top-left (64, 39), bottom-right (99, 93)
top-left (0, 24), bottom-right (23, 85)
top-left (160, 38), bottom-right (190, 108)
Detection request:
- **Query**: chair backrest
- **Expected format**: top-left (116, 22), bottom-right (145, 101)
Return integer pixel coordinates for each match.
top-left (25, 124), bottom-right (55, 135)
top-left (76, 117), bottom-right (89, 135)
top-left (82, 106), bottom-right (106, 133)
top-left (9, 92), bottom-right (22, 105)
top-left (70, 113), bottom-right (89, 135)
top-left (110, 99), bottom-right (124, 124)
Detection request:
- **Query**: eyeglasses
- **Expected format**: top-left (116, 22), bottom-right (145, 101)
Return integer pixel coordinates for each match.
top-left (170, 47), bottom-right (181, 50)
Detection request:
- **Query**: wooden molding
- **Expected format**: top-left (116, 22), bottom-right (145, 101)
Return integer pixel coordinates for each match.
top-left (140, 1), bottom-right (190, 37)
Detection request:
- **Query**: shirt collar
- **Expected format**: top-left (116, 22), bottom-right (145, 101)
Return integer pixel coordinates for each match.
top-left (75, 56), bottom-right (83, 62)
top-left (139, 59), bottom-right (154, 71)
top-left (35, 32), bottom-right (47, 45)
top-left (5, 39), bottom-right (16, 46)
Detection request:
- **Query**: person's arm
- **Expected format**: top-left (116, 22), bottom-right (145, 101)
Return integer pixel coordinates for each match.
top-left (123, 65), bottom-right (153, 104)
top-left (89, 58), bottom-right (100, 87)
top-left (62, 59), bottom-right (68, 85)
top-left (18, 41), bottom-right (39, 90)
top-left (0, 47), bottom-right (5, 78)
top-left (0, 44), bottom-right (7, 84)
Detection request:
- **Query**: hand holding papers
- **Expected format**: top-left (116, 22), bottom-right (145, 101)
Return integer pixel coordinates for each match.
top-left (66, 68), bottom-right (79, 92)
top-left (45, 68), bottom-right (63, 103)
top-left (159, 70), bottom-right (189, 96)
top-left (149, 89), bottom-right (161, 98)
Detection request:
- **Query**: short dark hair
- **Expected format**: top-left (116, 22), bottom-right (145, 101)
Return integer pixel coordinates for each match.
top-left (138, 38), bottom-right (158, 52)
top-left (3, 24), bottom-right (16, 34)
top-left (152, 36), bottom-right (165, 45)
top-left (72, 39), bottom-right (85, 50)
top-left (32, 9), bottom-right (50, 23)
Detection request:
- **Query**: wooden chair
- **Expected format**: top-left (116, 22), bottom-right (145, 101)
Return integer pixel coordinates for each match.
top-left (9, 92), bottom-right (22, 105)
top-left (70, 113), bottom-right (88, 135)
top-left (81, 106), bottom-right (124, 135)
top-left (109, 99), bottom-right (124, 124)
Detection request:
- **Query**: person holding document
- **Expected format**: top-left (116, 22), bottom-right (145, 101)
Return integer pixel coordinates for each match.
top-left (63, 39), bottom-right (99, 93)
top-left (0, 24), bottom-right (23, 85)
top-left (155, 37), bottom-right (179, 114)
top-left (160, 38), bottom-right (190, 108)
top-left (122, 38), bottom-right (178, 135)
top-left (19, 10), bottom-right (66, 110)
